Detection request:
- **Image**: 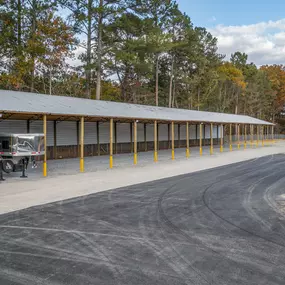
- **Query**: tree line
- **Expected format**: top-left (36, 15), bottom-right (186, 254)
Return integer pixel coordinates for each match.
top-left (1, 0), bottom-right (285, 123)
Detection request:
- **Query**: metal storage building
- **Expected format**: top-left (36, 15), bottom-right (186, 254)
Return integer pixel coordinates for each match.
top-left (0, 90), bottom-right (275, 176)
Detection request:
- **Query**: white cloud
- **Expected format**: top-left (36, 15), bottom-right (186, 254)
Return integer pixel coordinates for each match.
top-left (209, 19), bottom-right (285, 66)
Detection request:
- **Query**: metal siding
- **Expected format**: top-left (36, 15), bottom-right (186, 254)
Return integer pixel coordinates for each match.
top-left (137, 123), bottom-right (144, 142)
top-left (99, 122), bottom-right (110, 144)
top-left (180, 124), bottom-right (187, 140)
top-left (30, 120), bottom-right (54, 146)
top-left (174, 124), bottom-right (178, 140)
top-left (190, 125), bottom-right (197, 139)
top-left (0, 120), bottom-right (27, 133)
top-left (146, 124), bottom-right (154, 141)
top-left (158, 124), bottom-right (168, 141)
top-left (57, 121), bottom-right (77, 146)
top-left (84, 122), bottom-right (97, 145)
top-left (117, 123), bottom-right (130, 143)
top-left (205, 125), bottom-right (210, 139)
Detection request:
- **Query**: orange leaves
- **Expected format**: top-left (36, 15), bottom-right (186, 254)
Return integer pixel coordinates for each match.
top-left (260, 65), bottom-right (285, 109)
top-left (218, 62), bottom-right (247, 91)
top-left (31, 11), bottom-right (76, 69)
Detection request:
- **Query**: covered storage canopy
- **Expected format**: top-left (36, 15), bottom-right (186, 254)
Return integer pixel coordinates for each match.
top-left (0, 90), bottom-right (273, 125)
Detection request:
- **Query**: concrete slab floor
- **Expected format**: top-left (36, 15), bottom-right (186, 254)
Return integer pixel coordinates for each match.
top-left (0, 141), bottom-right (284, 214)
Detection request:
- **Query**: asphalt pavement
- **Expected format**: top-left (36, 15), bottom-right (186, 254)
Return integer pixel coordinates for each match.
top-left (1, 154), bottom-right (285, 285)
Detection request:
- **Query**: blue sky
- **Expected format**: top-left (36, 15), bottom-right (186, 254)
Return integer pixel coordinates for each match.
top-left (177, 0), bottom-right (285, 65)
top-left (177, 0), bottom-right (285, 28)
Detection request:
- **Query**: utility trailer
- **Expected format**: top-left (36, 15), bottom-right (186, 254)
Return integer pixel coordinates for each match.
top-left (0, 133), bottom-right (44, 179)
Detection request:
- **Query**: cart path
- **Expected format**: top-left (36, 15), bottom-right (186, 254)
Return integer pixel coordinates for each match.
top-left (1, 154), bottom-right (285, 284)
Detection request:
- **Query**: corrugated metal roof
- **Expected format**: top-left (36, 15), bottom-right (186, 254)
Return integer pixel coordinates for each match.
top-left (0, 90), bottom-right (273, 125)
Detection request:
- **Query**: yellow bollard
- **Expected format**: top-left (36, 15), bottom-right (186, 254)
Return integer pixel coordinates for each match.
top-left (109, 118), bottom-right (113, 169)
top-left (210, 123), bottom-right (213, 155)
top-left (154, 120), bottom-right (158, 162)
top-left (133, 120), bottom-right (137, 165)
top-left (80, 116), bottom-right (85, 172)
top-left (229, 124), bottom-right (233, 151)
top-left (186, 122), bottom-right (190, 158)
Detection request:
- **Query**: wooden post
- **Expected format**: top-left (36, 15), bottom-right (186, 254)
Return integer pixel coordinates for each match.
top-left (262, 125), bottom-right (264, 146)
top-left (168, 123), bottom-right (171, 149)
top-left (220, 124), bottom-right (223, 152)
top-left (144, 123), bottom-right (147, 151)
top-left (210, 123), bottom-right (213, 155)
top-left (229, 124), bottom-right (233, 151)
top-left (110, 118), bottom-right (113, 168)
top-left (97, 121), bottom-right (100, 156)
top-left (53, 121), bottom-right (57, 159)
top-left (43, 115), bottom-right (47, 177)
top-left (237, 124), bottom-right (240, 150)
top-left (199, 123), bottom-right (203, 156)
top-left (178, 124), bottom-right (181, 148)
top-left (244, 125), bottom-right (247, 149)
top-left (272, 125), bottom-right (274, 142)
top-left (186, 122), bottom-right (190, 158)
top-left (80, 116), bottom-right (84, 172)
top-left (171, 121), bottom-right (175, 160)
top-left (256, 125), bottom-right (260, 147)
top-left (134, 120), bottom-right (137, 165)
top-left (154, 120), bottom-right (158, 162)
top-left (250, 125), bottom-right (253, 147)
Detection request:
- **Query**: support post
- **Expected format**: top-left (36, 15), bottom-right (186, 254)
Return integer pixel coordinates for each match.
top-left (171, 121), bottom-right (175, 160)
top-left (134, 120), bottom-right (137, 165)
top-left (53, 121), bottom-right (57, 159)
top-left (262, 125), bottom-right (264, 146)
top-left (272, 125), bottom-right (274, 143)
top-left (256, 125), bottom-right (259, 147)
top-left (186, 122), bottom-right (190, 158)
top-left (229, 124), bottom-right (233, 151)
top-left (244, 125), bottom-right (247, 149)
top-left (43, 115), bottom-right (47, 177)
top-left (80, 116), bottom-right (84, 172)
top-left (97, 122), bottom-right (100, 156)
top-left (250, 124), bottom-right (253, 147)
top-left (220, 124), bottom-right (223, 152)
top-left (168, 123), bottom-right (171, 149)
top-left (178, 124), bottom-right (181, 148)
top-left (210, 123), bottom-right (213, 155)
top-left (237, 124), bottom-right (240, 150)
top-left (154, 120), bottom-right (158, 162)
top-left (199, 123), bottom-right (203, 156)
top-left (144, 123), bottom-right (147, 151)
top-left (110, 118), bottom-right (113, 168)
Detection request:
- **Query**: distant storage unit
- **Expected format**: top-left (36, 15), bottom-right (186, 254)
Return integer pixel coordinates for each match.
top-left (0, 90), bottom-right (275, 176)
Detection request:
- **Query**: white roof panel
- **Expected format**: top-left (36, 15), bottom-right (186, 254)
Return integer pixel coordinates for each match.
top-left (0, 90), bottom-right (273, 125)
